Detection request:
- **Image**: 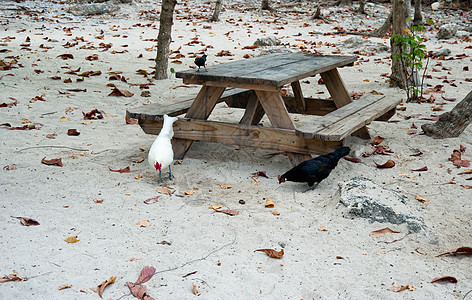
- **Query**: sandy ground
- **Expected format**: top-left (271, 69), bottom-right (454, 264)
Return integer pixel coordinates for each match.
top-left (1, 0), bottom-right (472, 299)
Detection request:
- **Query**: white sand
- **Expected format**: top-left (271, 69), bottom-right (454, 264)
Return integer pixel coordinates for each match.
top-left (1, 0), bottom-right (471, 299)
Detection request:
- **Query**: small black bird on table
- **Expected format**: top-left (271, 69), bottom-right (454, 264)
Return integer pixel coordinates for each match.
top-left (194, 54), bottom-right (207, 72)
top-left (278, 147), bottom-right (350, 190)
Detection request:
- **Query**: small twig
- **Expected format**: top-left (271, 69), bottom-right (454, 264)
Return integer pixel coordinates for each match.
top-left (378, 232), bottom-right (411, 244)
top-left (16, 146), bottom-right (89, 153)
top-left (182, 271), bottom-right (197, 278)
top-left (40, 111), bottom-right (57, 116)
top-left (463, 289), bottom-right (472, 300)
top-left (29, 271), bottom-right (53, 279)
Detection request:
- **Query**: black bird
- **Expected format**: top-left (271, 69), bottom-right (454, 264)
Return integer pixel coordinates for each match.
top-left (278, 147), bottom-right (351, 188)
top-left (194, 54), bottom-right (207, 72)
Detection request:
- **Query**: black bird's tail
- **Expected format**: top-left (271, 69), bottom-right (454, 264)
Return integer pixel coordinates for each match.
top-left (332, 146), bottom-right (350, 159)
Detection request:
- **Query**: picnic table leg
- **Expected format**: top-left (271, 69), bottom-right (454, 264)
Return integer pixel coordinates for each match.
top-left (172, 85), bottom-right (226, 159)
top-left (291, 80), bottom-right (306, 112)
top-left (239, 92), bottom-right (265, 125)
top-left (320, 69), bottom-right (371, 139)
top-left (255, 90), bottom-right (312, 166)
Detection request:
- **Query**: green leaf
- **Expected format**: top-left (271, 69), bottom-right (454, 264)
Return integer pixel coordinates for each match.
top-left (170, 68), bottom-right (175, 73)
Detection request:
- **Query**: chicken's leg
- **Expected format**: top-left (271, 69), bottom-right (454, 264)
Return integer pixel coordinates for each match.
top-left (158, 171), bottom-right (163, 183)
top-left (168, 165), bottom-right (174, 180)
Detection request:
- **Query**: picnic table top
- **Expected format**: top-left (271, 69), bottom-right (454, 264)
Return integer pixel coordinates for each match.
top-left (176, 53), bottom-right (357, 88)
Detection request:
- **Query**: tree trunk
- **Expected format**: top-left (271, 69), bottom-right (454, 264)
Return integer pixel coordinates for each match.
top-left (370, 11), bottom-right (392, 37)
top-left (338, 0), bottom-right (352, 6)
top-left (389, 0), bottom-right (407, 89)
top-left (154, 0), bottom-right (177, 80)
top-left (422, 90), bottom-right (472, 138)
top-left (210, 0), bottom-right (223, 22)
top-left (358, 0), bottom-right (366, 14)
top-left (261, 0), bottom-right (271, 10)
top-left (413, 0), bottom-right (423, 25)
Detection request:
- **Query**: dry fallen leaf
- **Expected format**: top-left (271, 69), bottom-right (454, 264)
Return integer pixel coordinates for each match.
top-left (214, 209), bottom-right (239, 216)
top-left (255, 248), bottom-right (284, 259)
top-left (97, 276), bottom-right (116, 298)
top-left (461, 185), bottom-right (472, 189)
top-left (270, 211), bottom-right (280, 216)
top-left (370, 227), bottom-right (400, 237)
top-left (184, 190), bottom-right (194, 195)
top-left (13, 216), bottom-right (40, 226)
top-left (415, 195), bottom-right (430, 203)
top-left (136, 266), bottom-right (156, 284)
top-left (42, 157), bottom-right (63, 167)
top-left (126, 282), bottom-right (149, 299)
top-left (372, 136), bottom-right (384, 145)
top-left (0, 270), bottom-right (28, 283)
top-left (109, 87), bottom-right (134, 97)
top-left (127, 257), bottom-right (142, 262)
top-left (458, 169), bottom-right (472, 175)
top-left (135, 174), bottom-right (142, 179)
top-left (431, 276), bottom-right (458, 283)
top-left (58, 284), bottom-right (72, 290)
top-left (3, 164), bottom-right (17, 171)
top-left (375, 159), bottom-right (395, 168)
top-left (192, 283), bottom-right (200, 296)
top-left (390, 285), bottom-right (416, 292)
top-left (209, 205), bottom-right (223, 209)
top-left (436, 247), bottom-right (472, 257)
top-left (157, 187), bottom-right (174, 195)
top-left (137, 220), bottom-right (150, 227)
top-left (143, 196), bottom-right (159, 205)
top-left (67, 129), bottom-right (80, 136)
top-left (219, 184), bottom-right (232, 189)
top-left (264, 198), bottom-right (274, 208)
top-left (109, 166), bottom-right (130, 173)
top-left (93, 198), bottom-right (104, 204)
top-left (318, 225), bottom-right (328, 231)
top-left (64, 236), bottom-right (80, 243)
top-left (133, 156), bottom-right (145, 163)
top-left (125, 115), bottom-right (138, 124)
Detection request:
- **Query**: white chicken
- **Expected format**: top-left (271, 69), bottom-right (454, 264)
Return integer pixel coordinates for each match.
top-left (148, 114), bottom-right (179, 183)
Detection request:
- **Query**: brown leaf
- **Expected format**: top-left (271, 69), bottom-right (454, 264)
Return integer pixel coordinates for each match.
top-left (108, 87), bottom-right (134, 97)
top-left (255, 248), bottom-right (284, 259)
top-left (41, 157), bottom-right (63, 167)
top-left (13, 216), bottom-right (40, 226)
top-left (460, 144), bottom-right (466, 152)
top-left (372, 136), bottom-right (384, 145)
top-left (192, 283), bottom-right (200, 296)
top-left (136, 266), bottom-right (156, 284)
top-left (67, 129), bottom-right (80, 136)
top-left (214, 209), bottom-right (239, 216)
top-left (97, 276), bottom-right (116, 298)
top-left (375, 160), bottom-right (395, 168)
top-left (264, 198), bottom-right (274, 208)
top-left (57, 53), bottom-right (74, 60)
top-left (0, 270), bottom-right (28, 283)
top-left (252, 171), bottom-right (269, 178)
top-left (410, 151), bottom-right (423, 157)
top-left (82, 109), bottom-right (104, 119)
top-left (431, 276), bottom-right (458, 283)
top-left (369, 227), bottom-right (400, 237)
top-left (86, 54), bottom-right (98, 61)
top-left (343, 156), bottom-right (361, 163)
top-left (415, 195), bottom-right (430, 203)
top-left (109, 166), bottom-right (130, 173)
top-left (0, 99), bottom-right (19, 108)
top-left (391, 285), bottom-right (416, 292)
top-left (3, 164), bottom-right (16, 171)
top-left (126, 115), bottom-right (138, 124)
top-left (137, 220), bottom-right (150, 227)
top-left (58, 284), bottom-right (72, 290)
top-left (157, 187), bottom-right (174, 195)
top-left (184, 190), bottom-right (194, 195)
top-left (412, 166), bottom-right (428, 171)
top-left (449, 149), bottom-right (461, 163)
top-left (458, 169), bottom-right (472, 175)
top-left (133, 156), bottom-right (145, 163)
top-left (436, 247), bottom-right (472, 257)
top-left (78, 70), bottom-right (101, 77)
top-left (93, 198), bottom-right (104, 203)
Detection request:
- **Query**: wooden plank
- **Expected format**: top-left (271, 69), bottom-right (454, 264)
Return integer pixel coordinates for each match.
top-left (313, 97), bottom-right (400, 141)
top-left (255, 90), bottom-right (312, 166)
top-left (139, 118), bottom-right (343, 156)
top-left (291, 80), bottom-right (306, 112)
top-left (177, 53), bottom-right (356, 87)
top-left (183, 78), bottom-right (279, 91)
top-left (172, 86), bottom-right (226, 159)
top-left (295, 95), bottom-right (401, 141)
top-left (126, 88), bottom-right (251, 121)
top-left (320, 68), bottom-right (370, 138)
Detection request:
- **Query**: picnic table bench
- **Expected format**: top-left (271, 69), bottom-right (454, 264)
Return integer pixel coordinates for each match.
top-left (127, 53), bottom-right (400, 166)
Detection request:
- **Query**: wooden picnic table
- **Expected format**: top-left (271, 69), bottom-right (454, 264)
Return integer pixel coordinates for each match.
top-left (128, 53), bottom-right (400, 166)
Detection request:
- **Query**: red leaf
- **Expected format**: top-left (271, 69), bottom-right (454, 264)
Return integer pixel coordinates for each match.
top-left (412, 166), bottom-right (428, 171)
top-left (136, 266), bottom-right (156, 284)
top-left (460, 145), bottom-right (466, 152)
top-left (374, 160), bottom-right (395, 168)
top-left (436, 246), bottom-right (472, 257)
top-left (143, 196), bottom-right (159, 204)
top-left (410, 151), bottom-right (423, 157)
top-left (12, 216), bottom-right (40, 226)
top-left (252, 171), bottom-right (269, 178)
top-left (109, 166), bottom-right (130, 173)
top-left (371, 136), bottom-right (384, 145)
top-left (82, 109), bottom-right (104, 120)
top-left (431, 276), bottom-right (458, 283)
top-left (126, 282), bottom-right (149, 299)
top-left (214, 209), bottom-right (239, 216)
top-left (441, 95), bottom-right (457, 102)
top-left (41, 157), bottom-right (63, 167)
top-left (3, 164), bottom-right (16, 171)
